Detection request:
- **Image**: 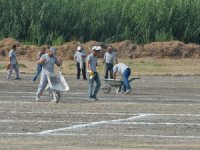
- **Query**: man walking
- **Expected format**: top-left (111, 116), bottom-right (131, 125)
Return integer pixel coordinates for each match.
top-left (7, 44), bottom-right (21, 80)
top-left (35, 47), bottom-right (62, 102)
top-left (103, 46), bottom-right (118, 79)
top-left (32, 47), bottom-right (46, 82)
top-left (113, 63), bottom-right (132, 94)
top-left (86, 46), bottom-right (101, 101)
top-left (74, 46), bottom-right (87, 80)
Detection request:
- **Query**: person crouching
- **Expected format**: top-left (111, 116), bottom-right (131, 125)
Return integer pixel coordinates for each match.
top-left (113, 63), bottom-right (132, 94)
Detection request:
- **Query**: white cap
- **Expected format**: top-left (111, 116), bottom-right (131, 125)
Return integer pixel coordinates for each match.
top-left (50, 47), bottom-right (56, 54)
top-left (91, 46), bottom-right (102, 51)
top-left (77, 46), bottom-right (81, 51)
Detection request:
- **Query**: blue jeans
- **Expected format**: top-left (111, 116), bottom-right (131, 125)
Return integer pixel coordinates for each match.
top-left (122, 68), bottom-right (131, 91)
top-left (32, 64), bottom-right (42, 82)
top-left (104, 63), bottom-right (113, 79)
top-left (88, 72), bottom-right (101, 98)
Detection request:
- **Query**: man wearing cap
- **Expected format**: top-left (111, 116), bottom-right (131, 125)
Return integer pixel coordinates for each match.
top-left (86, 46), bottom-right (101, 101)
top-left (113, 63), bottom-right (132, 94)
top-left (7, 44), bottom-right (21, 80)
top-left (74, 46), bottom-right (87, 80)
top-left (35, 47), bottom-right (62, 102)
top-left (32, 47), bottom-right (46, 82)
top-left (103, 46), bottom-right (118, 79)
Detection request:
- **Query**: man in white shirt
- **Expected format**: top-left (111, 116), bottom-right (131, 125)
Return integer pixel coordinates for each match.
top-left (74, 46), bottom-right (87, 80)
top-left (103, 46), bottom-right (118, 79)
top-left (7, 45), bottom-right (21, 80)
top-left (35, 47), bottom-right (62, 102)
top-left (113, 63), bottom-right (132, 94)
top-left (86, 46), bottom-right (101, 101)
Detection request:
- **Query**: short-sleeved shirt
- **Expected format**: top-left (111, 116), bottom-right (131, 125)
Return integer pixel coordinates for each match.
top-left (37, 51), bottom-right (44, 60)
top-left (74, 50), bottom-right (86, 63)
top-left (41, 54), bottom-right (59, 73)
top-left (113, 63), bottom-right (129, 74)
top-left (104, 52), bottom-right (116, 64)
top-left (8, 49), bottom-right (17, 65)
top-left (87, 53), bottom-right (97, 72)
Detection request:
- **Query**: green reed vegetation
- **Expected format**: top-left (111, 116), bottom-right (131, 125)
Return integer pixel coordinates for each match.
top-left (0, 0), bottom-right (200, 45)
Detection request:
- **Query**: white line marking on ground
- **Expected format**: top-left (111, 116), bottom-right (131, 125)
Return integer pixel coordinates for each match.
top-left (111, 122), bottom-right (200, 126)
top-left (123, 134), bottom-right (200, 139)
top-left (0, 132), bottom-right (200, 139)
top-left (0, 111), bottom-right (200, 117)
top-left (0, 119), bottom-right (75, 123)
top-left (39, 114), bottom-right (147, 134)
top-left (1, 119), bottom-right (200, 127)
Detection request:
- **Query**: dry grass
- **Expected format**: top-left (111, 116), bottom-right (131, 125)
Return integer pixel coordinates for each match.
top-left (1, 58), bottom-right (200, 76)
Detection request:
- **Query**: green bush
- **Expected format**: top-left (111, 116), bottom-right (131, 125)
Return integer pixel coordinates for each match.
top-left (0, 0), bottom-right (200, 44)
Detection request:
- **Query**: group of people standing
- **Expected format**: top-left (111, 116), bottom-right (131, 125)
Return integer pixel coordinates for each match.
top-left (74, 45), bottom-right (132, 101)
top-left (6, 44), bottom-right (132, 102)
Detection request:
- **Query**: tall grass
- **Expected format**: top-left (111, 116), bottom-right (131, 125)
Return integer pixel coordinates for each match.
top-left (0, 0), bottom-right (200, 44)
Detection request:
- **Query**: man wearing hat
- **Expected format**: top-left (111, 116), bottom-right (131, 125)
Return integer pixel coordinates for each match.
top-left (103, 46), bottom-right (118, 79)
top-left (86, 46), bottom-right (101, 101)
top-left (35, 47), bottom-right (62, 102)
top-left (74, 46), bottom-right (87, 80)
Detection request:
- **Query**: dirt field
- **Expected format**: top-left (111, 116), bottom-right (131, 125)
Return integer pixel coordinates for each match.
top-left (0, 74), bottom-right (200, 150)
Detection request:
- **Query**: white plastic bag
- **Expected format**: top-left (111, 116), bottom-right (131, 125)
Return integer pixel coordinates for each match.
top-left (46, 72), bottom-right (70, 92)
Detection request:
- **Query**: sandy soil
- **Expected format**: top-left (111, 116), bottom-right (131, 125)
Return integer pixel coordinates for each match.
top-left (0, 74), bottom-right (200, 149)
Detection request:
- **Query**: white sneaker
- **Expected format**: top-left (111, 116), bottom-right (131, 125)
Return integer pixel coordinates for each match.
top-left (88, 98), bottom-right (95, 102)
top-left (35, 95), bottom-right (40, 101)
top-left (51, 99), bottom-right (58, 103)
top-left (119, 91), bottom-right (125, 94)
top-left (125, 89), bottom-right (133, 94)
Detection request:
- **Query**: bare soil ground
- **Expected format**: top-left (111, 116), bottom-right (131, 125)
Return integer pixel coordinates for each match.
top-left (0, 74), bottom-right (200, 149)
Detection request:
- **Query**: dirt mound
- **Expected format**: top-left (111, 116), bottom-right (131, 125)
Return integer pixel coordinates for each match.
top-left (0, 38), bottom-right (200, 60)
top-left (143, 41), bottom-right (200, 58)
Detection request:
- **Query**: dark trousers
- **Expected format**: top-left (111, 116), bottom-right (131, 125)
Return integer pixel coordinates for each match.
top-left (122, 68), bottom-right (131, 91)
top-left (76, 62), bottom-right (87, 80)
top-left (104, 63), bottom-right (113, 79)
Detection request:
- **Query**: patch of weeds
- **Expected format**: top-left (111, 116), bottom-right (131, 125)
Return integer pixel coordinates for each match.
top-left (139, 60), bottom-right (145, 64)
top-left (0, 64), bottom-right (4, 70)
top-left (18, 64), bottom-right (27, 68)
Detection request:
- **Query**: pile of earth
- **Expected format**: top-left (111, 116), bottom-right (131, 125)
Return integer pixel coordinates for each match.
top-left (0, 38), bottom-right (200, 61)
